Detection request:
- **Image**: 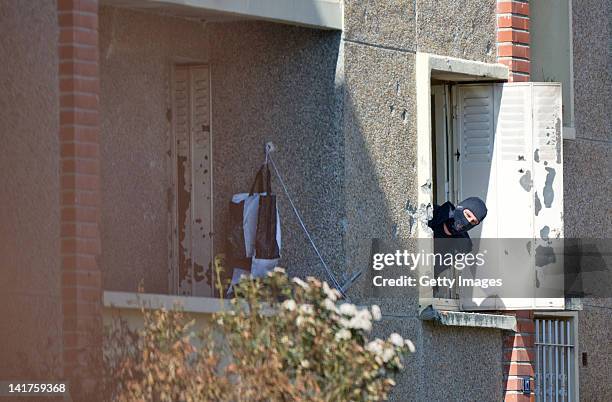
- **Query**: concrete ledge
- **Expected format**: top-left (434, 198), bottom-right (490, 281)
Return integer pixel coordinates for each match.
top-left (420, 305), bottom-right (517, 331)
top-left (103, 291), bottom-right (230, 314)
top-left (102, 0), bottom-right (343, 30)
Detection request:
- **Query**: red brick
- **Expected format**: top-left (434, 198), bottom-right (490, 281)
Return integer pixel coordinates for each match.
top-left (58, 12), bottom-right (98, 30)
top-left (497, 15), bottom-right (529, 30)
top-left (61, 206), bottom-right (99, 223)
top-left (76, 174), bottom-right (99, 191)
top-left (509, 73), bottom-right (530, 82)
top-left (498, 58), bottom-right (530, 74)
top-left (60, 93), bottom-right (98, 110)
top-left (514, 311), bottom-right (534, 319)
top-left (503, 348), bottom-right (535, 362)
top-left (497, 44), bottom-right (530, 59)
top-left (61, 191), bottom-right (99, 207)
top-left (61, 238), bottom-right (101, 254)
top-left (504, 393), bottom-right (535, 402)
top-left (63, 286), bottom-right (102, 303)
top-left (58, 0), bottom-right (98, 13)
top-left (60, 109), bottom-right (99, 126)
top-left (60, 76), bottom-right (100, 93)
top-left (60, 126), bottom-right (99, 143)
top-left (504, 378), bottom-right (534, 392)
top-left (62, 159), bottom-right (100, 175)
top-left (504, 363), bottom-right (534, 376)
top-left (516, 318), bottom-right (535, 333)
top-left (60, 143), bottom-right (99, 158)
top-left (59, 27), bottom-right (98, 46)
top-left (61, 254), bottom-right (98, 270)
top-left (59, 44), bottom-right (98, 62)
top-left (497, 30), bottom-right (530, 44)
top-left (497, 2), bottom-right (529, 16)
top-left (59, 61), bottom-right (98, 77)
top-left (504, 334), bottom-right (534, 348)
top-left (62, 271), bottom-right (102, 288)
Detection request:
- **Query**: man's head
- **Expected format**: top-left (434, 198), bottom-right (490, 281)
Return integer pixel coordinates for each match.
top-left (451, 197), bottom-right (488, 234)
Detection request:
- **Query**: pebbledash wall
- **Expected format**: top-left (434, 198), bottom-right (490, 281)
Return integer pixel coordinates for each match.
top-left (0, 0), bottom-right (63, 380)
top-left (565, 1), bottom-right (612, 400)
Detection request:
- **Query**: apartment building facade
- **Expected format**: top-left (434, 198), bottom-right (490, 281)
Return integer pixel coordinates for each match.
top-left (1, 0), bottom-right (610, 400)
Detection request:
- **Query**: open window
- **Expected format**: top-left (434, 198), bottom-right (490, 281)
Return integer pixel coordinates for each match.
top-left (418, 54), bottom-right (565, 312)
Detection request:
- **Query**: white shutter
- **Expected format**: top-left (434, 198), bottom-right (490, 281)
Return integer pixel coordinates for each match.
top-left (454, 84), bottom-right (497, 239)
top-left (172, 65), bottom-right (213, 297)
top-left (456, 83), bottom-right (564, 310)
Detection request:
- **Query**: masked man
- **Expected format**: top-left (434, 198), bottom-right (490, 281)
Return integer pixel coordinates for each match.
top-left (427, 197), bottom-right (488, 241)
top-left (427, 197), bottom-right (488, 296)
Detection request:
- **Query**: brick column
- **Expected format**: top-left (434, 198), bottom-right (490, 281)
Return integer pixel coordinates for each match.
top-left (58, 0), bottom-right (102, 398)
top-left (502, 311), bottom-right (536, 402)
top-left (496, 0), bottom-right (530, 82)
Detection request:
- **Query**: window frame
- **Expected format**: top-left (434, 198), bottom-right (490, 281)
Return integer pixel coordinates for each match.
top-left (416, 52), bottom-right (509, 312)
top-left (533, 311), bottom-right (580, 401)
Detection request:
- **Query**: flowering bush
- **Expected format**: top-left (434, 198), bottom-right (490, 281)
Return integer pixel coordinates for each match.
top-left (104, 268), bottom-right (414, 401)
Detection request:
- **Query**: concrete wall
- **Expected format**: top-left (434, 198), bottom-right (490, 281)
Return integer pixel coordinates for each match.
top-left (567, 1), bottom-right (612, 400)
top-left (209, 21), bottom-right (344, 285)
top-left (0, 0), bottom-right (63, 379)
top-left (99, 7), bottom-right (209, 293)
top-left (342, 2), bottom-right (502, 400)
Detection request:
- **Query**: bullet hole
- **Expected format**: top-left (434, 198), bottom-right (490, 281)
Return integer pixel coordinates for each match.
top-left (401, 109), bottom-right (408, 123)
top-left (518, 155), bottom-right (525, 161)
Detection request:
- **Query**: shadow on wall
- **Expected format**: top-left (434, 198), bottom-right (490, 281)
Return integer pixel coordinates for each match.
top-left (209, 21), bottom-right (412, 300)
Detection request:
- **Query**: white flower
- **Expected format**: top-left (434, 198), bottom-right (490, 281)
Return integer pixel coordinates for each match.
top-left (349, 315), bottom-right (372, 332)
top-left (371, 305), bottom-right (382, 321)
top-left (365, 339), bottom-right (384, 355)
top-left (346, 309), bottom-right (373, 331)
top-left (299, 304), bottom-right (314, 315)
top-left (338, 317), bottom-right (351, 328)
top-left (296, 316), bottom-right (305, 327)
top-left (389, 333), bottom-right (404, 347)
top-left (405, 339), bottom-right (416, 353)
top-left (322, 282), bottom-right (338, 301)
top-left (282, 299), bottom-right (297, 311)
top-left (300, 360), bottom-right (310, 368)
top-left (335, 328), bottom-right (351, 341)
top-left (382, 347), bottom-right (395, 363)
top-left (339, 303), bottom-right (357, 316)
top-left (292, 277), bottom-right (310, 289)
top-left (323, 298), bottom-right (338, 312)
top-left (273, 267), bottom-right (286, 273)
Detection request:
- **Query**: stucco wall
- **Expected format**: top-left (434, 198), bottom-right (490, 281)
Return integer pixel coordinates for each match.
top-left (567, 1), bottom-right (612, 400)
top-left (99, 7), bottom-right (209, 293)
top-left (209, 22), bottom-right (344, 283)
top-left (0, 0), bottom-right (62, 379)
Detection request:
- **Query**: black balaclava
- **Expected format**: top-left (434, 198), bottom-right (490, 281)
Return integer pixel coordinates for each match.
top-left (449, 197), bottom-right (488, 235)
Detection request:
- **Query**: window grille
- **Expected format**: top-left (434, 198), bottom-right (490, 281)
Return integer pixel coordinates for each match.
top-left (535, 318), bottom-right (576, 401)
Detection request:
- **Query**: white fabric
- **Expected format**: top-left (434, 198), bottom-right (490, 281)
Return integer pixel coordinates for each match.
top-left (229, 190), bottom-right (282, 284)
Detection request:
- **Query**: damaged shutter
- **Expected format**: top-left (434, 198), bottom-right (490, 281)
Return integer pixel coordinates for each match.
top-left (172, 65), bottom-right (213, 297)
top-left (531, 83), bottom-right (564, 309)
top-left (456, 83), bottom-right (564, 310)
